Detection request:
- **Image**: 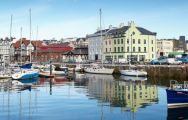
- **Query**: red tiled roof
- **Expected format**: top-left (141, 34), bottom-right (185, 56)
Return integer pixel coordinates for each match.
top-left (31, 41), bottom-right (44, 47)
top-left (11, 38), bottom-right (45, 48)
top-left (38, 44), bottom-right (73, 52)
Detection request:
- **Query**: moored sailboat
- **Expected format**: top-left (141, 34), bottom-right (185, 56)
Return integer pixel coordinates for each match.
top-left (84, 9), bottom-right (114, 74)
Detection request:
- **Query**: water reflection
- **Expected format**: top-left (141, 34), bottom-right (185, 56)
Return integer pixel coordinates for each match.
top-left (167, 107), bottom-right (188, 120)
top-left (0, 73), bottom-right (161, 120)
top-left (83, 73), bottom-right (158, 112)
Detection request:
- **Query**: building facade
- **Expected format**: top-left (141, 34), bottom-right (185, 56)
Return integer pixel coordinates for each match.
top-left (104, 21), bottom-right (157, 62)
top-left (87, 29), bottom-right (110, 61)
top-left (0, 38), bottom-right (11, 65)
top-left (10, 38), bottom-right (43, 63)
top-left (37, 43), bottom-right (73, 62)
top-left (157, 39), bottom-right (173, 57)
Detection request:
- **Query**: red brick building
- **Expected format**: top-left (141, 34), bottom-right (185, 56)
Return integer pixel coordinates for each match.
top-left (34, 43), bottom-right (73, 62)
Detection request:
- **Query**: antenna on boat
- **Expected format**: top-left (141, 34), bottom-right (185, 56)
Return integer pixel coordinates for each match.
top-left (29, 8), bottom-right (32, 63)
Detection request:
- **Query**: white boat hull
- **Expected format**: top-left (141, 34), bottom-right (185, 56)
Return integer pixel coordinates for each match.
top-left (120, 70), bottom-right (147, 77)
top-left (84, 67), bottom-right (114, 74)
top-left (0, 74), bottom-right (11, 79)
top-left (12, 69), bottom-right (39, 80)
top-left (42, 70), bottom-right (67, 75)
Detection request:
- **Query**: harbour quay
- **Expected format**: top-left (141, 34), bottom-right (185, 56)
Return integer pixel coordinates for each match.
top-left (56, 63), bottom-right (188, 79)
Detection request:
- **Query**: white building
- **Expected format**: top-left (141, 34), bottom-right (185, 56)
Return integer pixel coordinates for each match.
top-left (0, 39), bottom-right (11, 65)
top-left (86, 29), bottom-right (110, 61)
top-left (157, 39), bottom-right (173, 57)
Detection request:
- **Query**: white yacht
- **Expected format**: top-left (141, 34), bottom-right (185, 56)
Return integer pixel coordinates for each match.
top-left (120, 69), bottom-right (147, 77)
top-left (84, 64), bottom-right (114, 74)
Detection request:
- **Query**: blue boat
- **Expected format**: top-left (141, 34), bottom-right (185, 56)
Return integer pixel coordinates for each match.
top-left (12, 69), bottom-right (39, 80)
top-left (166, 80), bottom-right (188, 107)
top-left (167, 106), bottom-right (188, 120)
top-left (20, 63), bottom-right (32, 69)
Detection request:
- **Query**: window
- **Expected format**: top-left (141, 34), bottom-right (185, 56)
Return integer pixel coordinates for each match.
top-left (114, 39), bottom-right (116, 44)
top-left (152, 40), bottom-right (153, 44)
top-left (110, 48), bottom-right (111, 52)
top-left (114, 47), bottom-right (116, 52)
top-left (138, 47), bottom-right (141, 52)
top-left (127, 39), bottom-right (129, 44)
top-left (133, 47), bottom-right (135, 52)
top-left (118, 47), bottom-right (120, 52)
top-left (118, 39), bottom-right (120, 44)
top-left (109, 40), bottom-right (111, 45)
top-left (121, 39), bottom-right (123, 44)
top-left (105, 41), bottom-right (107, 45)
top-left (152, 47), bottom-right (154, 52)
top-left (127, 46), bottom-right (129, 52)
top-left (144, 39), bottom-right (146, 44)
top-left (144, 47), bottom-right (146, 52)
top-left (133, 39), bottom-right (135, 44)
top-left (106, 48), bottom-right (107, 52)
top-left (121, 47), bottom-right (124, 52)
top-left (138, 39), bottom-right (141, 44)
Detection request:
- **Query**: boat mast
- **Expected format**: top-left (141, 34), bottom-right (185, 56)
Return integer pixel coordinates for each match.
top-left (20, 27), bottom-right (23, 65)
top-left (35, 26), bottom-right (38, 62)
top-left (9, 15), bottom-right (12, 42)
top-left (100, 9), bottom-right (103, 66)
top-left (29, 8), bottom-right (32, 63)
top-left (9, 14), bottom-right (12, 64)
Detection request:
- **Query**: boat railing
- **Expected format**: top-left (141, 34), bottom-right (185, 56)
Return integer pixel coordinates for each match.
top-left (170, 80), bottom-right (188, 90)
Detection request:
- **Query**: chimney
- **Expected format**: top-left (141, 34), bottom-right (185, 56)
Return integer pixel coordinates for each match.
top-left (119, 23), bottom-right (124, 28)
top-left (109, 25), bottom-right (113, 29)
top-left (128, 21), bottom-right (135, 27)
top-left (179, 36), bottom-right (185, 41)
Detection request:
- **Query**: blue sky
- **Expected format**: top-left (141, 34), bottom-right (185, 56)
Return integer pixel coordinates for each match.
top-left (0, 0), bottom-right (188, 40)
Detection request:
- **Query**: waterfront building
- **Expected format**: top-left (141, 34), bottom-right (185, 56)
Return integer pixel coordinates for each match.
top-left (173, 36), bottom-right (186, 52)
top-left (43, 39), bottom-right (60, 45)
top-left (86, 29), bottom-right (110, 61)
top-left (37, 43), bottom-right (73, 62)
top-left (186, 41), bottom-right (188, 52)
top-left (75, 38), bottom-right (88, 47)
top-left (10, 38), bottom-right (43, 63)
top-left (104, 21), bottom-right (157, 62)
top-left (157, 36), bottom-right (187, 57)
top-left (0, 37), bottom-right (12, 65)
top-left (157, 39), bottom-right (173, 57)
top-left (62, 46), bottom-right (88, 63)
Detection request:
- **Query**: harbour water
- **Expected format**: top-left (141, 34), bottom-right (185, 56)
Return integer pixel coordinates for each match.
top-left (0, 73), bottom-right (187, 120)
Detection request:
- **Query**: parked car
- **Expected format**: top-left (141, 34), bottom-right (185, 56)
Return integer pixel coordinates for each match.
top-left (166, 58), bottom-right (182, 65)
top-left (150, 59), bottom-right (160, 65)
top-left (177, 58), bottom-right (188, 64)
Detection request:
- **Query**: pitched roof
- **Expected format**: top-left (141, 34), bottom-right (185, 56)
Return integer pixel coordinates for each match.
top-left (62, 47), bottom-right (88, 55)
top-left (12, 38), bottom-right (45, 48)
top-left (108, 26), bottom-right (156, 35)
top-left (38, 43), bottom-right (73, 52)
top-left (31, 41), bottom-right (44, 47)
top-left (94, 29), bottom-right (109, 34)
top-left (136, 27), bottom-right (157, 35)
top-left (108, 26), bottom-right (129, 34)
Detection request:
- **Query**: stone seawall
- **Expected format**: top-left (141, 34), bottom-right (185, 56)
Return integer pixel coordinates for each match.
top-left (59, 63), bottom-right (188, 80)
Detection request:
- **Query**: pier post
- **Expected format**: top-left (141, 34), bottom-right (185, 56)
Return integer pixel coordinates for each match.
top-left (50, 60), bottom-right (52, 75)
